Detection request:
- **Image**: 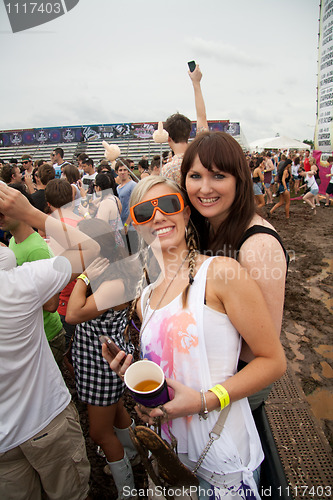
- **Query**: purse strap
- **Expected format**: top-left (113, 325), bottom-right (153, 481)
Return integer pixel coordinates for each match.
top-left (192, 405), bottom-right (231, 473)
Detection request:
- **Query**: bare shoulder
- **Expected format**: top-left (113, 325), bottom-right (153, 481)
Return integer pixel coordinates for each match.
top-left (239, 216), bottom-right (286, 266)
top-left (206, 255), bottom-right (245, 282)
top-left (205, 256), bottom-right (248, 313)
top-left (238, 216), bottom-right (287, 289)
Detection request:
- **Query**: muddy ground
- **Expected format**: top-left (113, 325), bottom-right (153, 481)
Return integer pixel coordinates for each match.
top-left (271, 199), bottom-right (333, 446)
top-left (63, 198), bottom-right (333, 499)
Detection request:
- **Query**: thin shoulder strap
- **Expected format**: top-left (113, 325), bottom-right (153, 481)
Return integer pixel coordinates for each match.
top-left (237, 225), bottom-right (289, 270)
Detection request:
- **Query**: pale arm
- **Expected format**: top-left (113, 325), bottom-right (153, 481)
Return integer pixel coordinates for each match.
top-left (0, 184), bottom-right (100, 281)
top-left (282, 168), bottom-right (289, 189)
top-left (66, 257), bottom-right (126, 324)
top-left (238, 232), bottom-right (286, 361)
top-left (24, 172), bottom-right (36, 194)
top-left (188, 64), bottom-right (208, 132)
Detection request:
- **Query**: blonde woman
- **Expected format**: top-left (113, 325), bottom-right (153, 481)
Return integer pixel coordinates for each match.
top-left (103, 176), bottom-right (286, 500)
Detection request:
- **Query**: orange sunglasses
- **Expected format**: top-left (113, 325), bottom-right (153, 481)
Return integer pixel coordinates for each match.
top-left (130, 193), bottom-right (184, 225)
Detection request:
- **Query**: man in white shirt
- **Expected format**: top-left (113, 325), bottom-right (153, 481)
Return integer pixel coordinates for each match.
top-left (0, 184), bottom-right (99, 500)
top-left (51, 147), bottom-right (69, 179)
top-left (81, 157), bottom-right (97, 195)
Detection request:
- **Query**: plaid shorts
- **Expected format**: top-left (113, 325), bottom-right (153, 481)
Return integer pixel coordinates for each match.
top-left (72, 308), bottom-right (134, 406)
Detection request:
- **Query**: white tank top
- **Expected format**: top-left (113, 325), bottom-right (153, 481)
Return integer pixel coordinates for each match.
top-left (140, 257), bottom-right (263, 497)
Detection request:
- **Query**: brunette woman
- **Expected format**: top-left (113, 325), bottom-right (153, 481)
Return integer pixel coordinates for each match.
top-left (252, 157), bottom-right (265, 208)
top-left (269, 159), bottom-right (292, 219)
top-left (180, 131), bottom-right (288, 410)
top-left (62, 163), bottom-right (81, 214)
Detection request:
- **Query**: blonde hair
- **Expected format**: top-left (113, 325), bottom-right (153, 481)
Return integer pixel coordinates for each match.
top-left (129, 176), bottom-right (185, 208)
top-left (127, 176), bottom-right (198, 323)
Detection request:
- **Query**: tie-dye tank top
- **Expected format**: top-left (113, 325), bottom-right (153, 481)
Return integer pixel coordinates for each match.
top-left (140, 257), bottom-right (263, 498)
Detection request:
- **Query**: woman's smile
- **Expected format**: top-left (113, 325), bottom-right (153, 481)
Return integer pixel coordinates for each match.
top-left (197, 196), bottom-right (220, 205)
top-left (153, 226), bottom-right (175, 237)
top-left (185, 155), bottom-right (236, 227)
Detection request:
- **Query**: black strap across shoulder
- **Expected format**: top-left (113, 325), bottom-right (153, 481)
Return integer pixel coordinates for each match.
top-left (236, 225), bottom-right (289, 270)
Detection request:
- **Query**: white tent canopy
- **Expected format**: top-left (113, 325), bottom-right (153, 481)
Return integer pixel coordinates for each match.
top-left (249, 136), bottom-right (310, 152)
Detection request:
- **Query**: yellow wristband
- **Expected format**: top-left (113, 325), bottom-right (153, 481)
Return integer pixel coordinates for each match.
top-left (124, 223), bottom-right (128, 227)
top-left (77, 274), bottom-right (90, 286)
top-left (209, 384), bottom-right (230, 410)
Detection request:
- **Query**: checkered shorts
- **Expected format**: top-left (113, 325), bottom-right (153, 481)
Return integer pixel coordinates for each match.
top-left (72, 308), bottom-right (134, 406)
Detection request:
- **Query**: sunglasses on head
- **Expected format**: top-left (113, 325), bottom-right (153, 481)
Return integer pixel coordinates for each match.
top-left (130, 192), bottom-right (184, 225)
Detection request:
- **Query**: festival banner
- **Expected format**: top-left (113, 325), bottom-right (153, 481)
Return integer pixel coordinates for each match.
top-left (0, 121), bottom-right (233, 147)
top-left (314, 0), bottom-right (333, 152)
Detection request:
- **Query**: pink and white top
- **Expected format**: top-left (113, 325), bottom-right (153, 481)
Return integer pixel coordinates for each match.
top-left (140, 257), bottom-right (263, 498)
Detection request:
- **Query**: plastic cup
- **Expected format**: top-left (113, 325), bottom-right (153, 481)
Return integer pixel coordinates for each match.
top-left (124, 359), bottom-right (169, 408)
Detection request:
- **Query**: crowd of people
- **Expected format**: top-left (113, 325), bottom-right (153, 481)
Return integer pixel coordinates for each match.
top-left (0, 64), bottom-right (332, 500)
top-left (245, 149), bottom-right (333, 219)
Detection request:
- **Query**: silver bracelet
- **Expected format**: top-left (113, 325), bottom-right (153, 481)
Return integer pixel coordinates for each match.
top-left (199, 389), bottom-right (209, 420)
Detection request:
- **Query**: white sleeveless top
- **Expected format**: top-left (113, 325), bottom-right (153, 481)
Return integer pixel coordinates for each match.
top-left (305, 173), bottom-right (318, 190)
top-left (72, 183), bottom-right (81, 209)
top-left (140, 257), bottom-right (263, 498)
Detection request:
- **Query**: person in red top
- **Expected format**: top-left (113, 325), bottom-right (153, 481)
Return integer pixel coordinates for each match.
top-left (303, 149), bottom-right (311, 172)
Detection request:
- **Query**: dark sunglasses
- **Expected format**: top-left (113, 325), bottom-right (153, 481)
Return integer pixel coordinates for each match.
top-left (22, 161), bottom-right (30, 164)
top-left (130, 193), bottom-right (184, 225)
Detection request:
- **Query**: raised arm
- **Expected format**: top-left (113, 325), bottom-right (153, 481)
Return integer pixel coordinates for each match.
top-left (188, 64), bottom-right (208, 133)
top-left (0, 183), bottom-right (99, 281)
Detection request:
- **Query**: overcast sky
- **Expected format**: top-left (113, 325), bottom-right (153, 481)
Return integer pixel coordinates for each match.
top-left (0, 0), bottom-right (320, 144)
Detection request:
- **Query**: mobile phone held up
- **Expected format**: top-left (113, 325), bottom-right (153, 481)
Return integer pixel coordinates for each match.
top-left (188, 60), bottom-right (196, 72)
top-left (99, 335), bottom-right (125, 365)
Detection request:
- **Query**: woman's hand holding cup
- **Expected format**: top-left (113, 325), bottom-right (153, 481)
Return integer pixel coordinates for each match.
top-left (135, 378), bottom-right (203, 425)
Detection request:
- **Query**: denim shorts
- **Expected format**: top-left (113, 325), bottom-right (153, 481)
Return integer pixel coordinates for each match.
top-left (278, 182), bottom-right (289, 193)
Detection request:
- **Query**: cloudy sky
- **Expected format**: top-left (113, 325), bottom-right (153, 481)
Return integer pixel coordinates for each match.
top-left (0, 0), bottom-right (320, 145)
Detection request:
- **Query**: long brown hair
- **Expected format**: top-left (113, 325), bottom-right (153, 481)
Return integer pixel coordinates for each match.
top-left (181, 131), bottom-right (255, 256)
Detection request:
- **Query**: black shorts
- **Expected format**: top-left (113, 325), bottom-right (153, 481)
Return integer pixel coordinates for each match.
top-left (326, 183), bottom-right (333, 195)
